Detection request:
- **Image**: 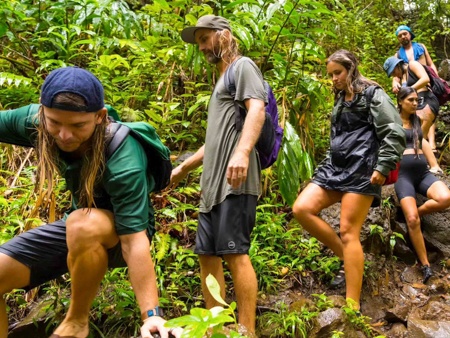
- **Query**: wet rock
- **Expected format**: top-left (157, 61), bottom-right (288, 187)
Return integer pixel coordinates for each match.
top-left (327, 295), bottom-right (346, 308)
top-left (385, 322), bottom-right (408, 338)
top-left (401, 266), bottom-right (422, 284)
top-left (408, 311), bottom-right (450, 338)
top-left (415, 175), bottom-right (450, 258)
top-left (419, 301), bottom-right (450, 321)
top-left (438, 59), bottom-right (450, 80)
top-left (309, 308), bottom-right (362, 338)
top-left (289, 295), bottom-right (313, 312)
top-left (360, 295), bottom-right (386, 322)
top-left (385, 301), bottom-right (410, 322)
top-left (428, 278), bottom-right (449, 294)
top-left (402, 284), bottom-right (419, 298)
top-left (8, 298), bottom-right (54, 338)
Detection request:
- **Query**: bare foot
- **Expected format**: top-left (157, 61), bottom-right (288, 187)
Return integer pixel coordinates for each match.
top-left (52, 319), bottom-right (89, 338)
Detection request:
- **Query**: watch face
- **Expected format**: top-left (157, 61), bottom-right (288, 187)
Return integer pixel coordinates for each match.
top-left (147, 306), bottom-right (161, 317)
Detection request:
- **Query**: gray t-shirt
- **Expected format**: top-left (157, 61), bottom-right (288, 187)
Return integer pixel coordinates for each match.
top-left (200, 57), bottom-right (268, 213)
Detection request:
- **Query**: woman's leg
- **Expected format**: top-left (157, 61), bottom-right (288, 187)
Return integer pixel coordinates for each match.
top-left (418, 181), bottom-right (450, 216)
top-left (339, 193), bottom-right (373, 309)
top-left (400, 197), bottom-right (429, 266)
top-left (428, 123), bottom-right (437, 151)
top-left (292, 183), bottom-right (343, 258)
top-left (416, 106), bottom-right (435, 138)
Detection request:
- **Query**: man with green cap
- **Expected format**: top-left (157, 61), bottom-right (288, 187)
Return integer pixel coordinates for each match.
top-left (172, 14), bottom-right (268, 335)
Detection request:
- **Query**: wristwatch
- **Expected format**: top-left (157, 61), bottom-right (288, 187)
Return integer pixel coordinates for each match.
top-left (142, 306), bottom-right (162, 321)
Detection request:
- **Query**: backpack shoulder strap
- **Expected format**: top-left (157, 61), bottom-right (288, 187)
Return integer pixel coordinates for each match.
top-left (106, 122), bottom-right (131, 159)
top-left (224, 59), bottom-right (238, 97)
top-left (365, 85), bottom-right (379, 111)
top-left (364, 85), bottom-right (381, 124)
top-left (105, 121), bottom-right (172, 192)
top-left (224, 57), bottom-right (246, 131)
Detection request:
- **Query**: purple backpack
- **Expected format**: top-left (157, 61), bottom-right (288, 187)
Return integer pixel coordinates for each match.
top-left (224, 59), bottom-right (283, 169)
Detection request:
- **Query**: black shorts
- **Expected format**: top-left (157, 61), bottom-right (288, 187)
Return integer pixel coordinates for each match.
top-left (418, 91), bottom-right (440, 116)
top-left (0, 220), bottom-right (126, 291)
top-left (195, 194), bottom-right (257, 256)
top-left (395, 154), bottom-right (439, 200)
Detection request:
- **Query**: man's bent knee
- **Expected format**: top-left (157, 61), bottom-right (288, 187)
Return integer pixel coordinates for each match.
top-left (66, 209), bottom-right (117, 249)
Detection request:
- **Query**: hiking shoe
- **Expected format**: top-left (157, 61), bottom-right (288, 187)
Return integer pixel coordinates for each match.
top-left (330, 265), bottom-right (345, 288)
top-left (421, 265), bottom-right (433, 284)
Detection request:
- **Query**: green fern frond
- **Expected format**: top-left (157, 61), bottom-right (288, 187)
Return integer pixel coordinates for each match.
top-left (0, 72), bottom-right (32, 87)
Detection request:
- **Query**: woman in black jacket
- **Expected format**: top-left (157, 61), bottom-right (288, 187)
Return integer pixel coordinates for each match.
top-left (293, 50), bottom-right (405, 312)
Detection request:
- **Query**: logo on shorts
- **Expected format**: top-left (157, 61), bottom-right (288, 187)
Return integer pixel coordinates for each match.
top-left (228, 241), bottom-right (236, 250)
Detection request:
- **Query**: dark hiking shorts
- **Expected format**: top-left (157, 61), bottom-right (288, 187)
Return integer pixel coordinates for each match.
top-left (0, 219), bottom-right (127, 291)
top-left (195, 194), bottom-right (257, 256)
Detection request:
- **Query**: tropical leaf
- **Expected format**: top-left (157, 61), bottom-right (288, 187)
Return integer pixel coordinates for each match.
top-left (278, 122), bottom-right (314, 206)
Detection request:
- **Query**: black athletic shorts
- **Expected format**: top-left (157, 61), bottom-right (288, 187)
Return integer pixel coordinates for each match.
top-left (394, 154), bottom-right (439, 201)
top-left (418, 91), bottom-right (440, 116)
top-left (195, 194), bottom-right (257, 256)
top-left (0, 220), bottom-right (127, 291)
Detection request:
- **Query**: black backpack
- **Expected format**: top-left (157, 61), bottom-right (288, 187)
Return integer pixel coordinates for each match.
top-left (106, 121), bottom-right (172, 192)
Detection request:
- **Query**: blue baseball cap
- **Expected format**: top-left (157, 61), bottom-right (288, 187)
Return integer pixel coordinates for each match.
top-left (41, 67), bottom-right (104, 112)
top-left (383, 56), bottom-right (404, 77)
top-left (395, 25), bottom-right (415, 40)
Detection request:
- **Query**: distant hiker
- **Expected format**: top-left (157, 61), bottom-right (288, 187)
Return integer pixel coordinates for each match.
top-left (393, 25), bottom-right (440, 153)
top-left (0, 67), bottom-right (181, 338)
top-left (293, 50), bottom-right (405, 312)
top-left (172, 15), bottom-right (268, 335)
top-left (395, 86), bottom-right (450, 283)
top-left (383, 56), bottom-right (442, 174)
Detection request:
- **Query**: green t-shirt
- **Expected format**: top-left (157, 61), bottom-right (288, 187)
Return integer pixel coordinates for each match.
top-left (200, 57), bottom-right (268, 213)
top-left (0, 104), bottom-right (155, 236)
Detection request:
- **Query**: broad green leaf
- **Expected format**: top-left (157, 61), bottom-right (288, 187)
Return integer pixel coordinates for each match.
top-left (205, 274), bottom-right (228, 306)
top-left (278, 122), bottom-right (314, 206)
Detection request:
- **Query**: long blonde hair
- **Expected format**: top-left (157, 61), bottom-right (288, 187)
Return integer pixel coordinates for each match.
top-left (36, 93), bottom-right (109, 208)
top-left (214, 29), bottom-right (240, 66)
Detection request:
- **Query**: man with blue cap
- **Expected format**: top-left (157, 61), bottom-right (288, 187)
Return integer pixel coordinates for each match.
top-left (0, 67), bottom-right (182, 338)
top-left (393, 24), bottom-right (440, 154)
top-left (394, 25), bottom-right (437, 74)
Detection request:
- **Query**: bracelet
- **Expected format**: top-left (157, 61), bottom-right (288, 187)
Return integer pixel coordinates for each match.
top-left (142, 306), bottom-right (162, 321)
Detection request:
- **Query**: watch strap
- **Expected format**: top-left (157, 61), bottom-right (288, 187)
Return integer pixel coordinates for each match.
top-left (142, 306), bottom-right (162, 320)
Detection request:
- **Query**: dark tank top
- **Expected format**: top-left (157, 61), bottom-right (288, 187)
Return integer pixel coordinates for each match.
top-left (406, 68), bottom-right (419, 87)
top-left (404, 128), bottom-right (423, 149)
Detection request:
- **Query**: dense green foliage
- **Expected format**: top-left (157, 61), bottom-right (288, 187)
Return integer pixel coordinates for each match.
top-left (1, 0), bottom-right (449, 337)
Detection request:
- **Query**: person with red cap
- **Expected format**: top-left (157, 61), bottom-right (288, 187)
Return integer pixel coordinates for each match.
top-left (0, 67), bottom-right (181, 338)
top-left (171, 14), bottom-right (267, 335)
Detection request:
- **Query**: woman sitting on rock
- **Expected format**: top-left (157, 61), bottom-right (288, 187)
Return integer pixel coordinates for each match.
top-left (293, 49), bottom-right (405, 312)
top-left (395, 86), bottom-right (450, 283)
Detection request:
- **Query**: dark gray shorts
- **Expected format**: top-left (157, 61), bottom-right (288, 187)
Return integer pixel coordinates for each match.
top-left (0, 220), bottom-right (126, 291)
top-left (418, 91), bottom-right (440, 116)
top-left (195, 194), bottom-right (257, 256)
